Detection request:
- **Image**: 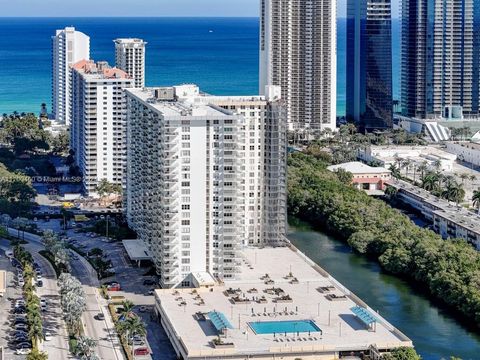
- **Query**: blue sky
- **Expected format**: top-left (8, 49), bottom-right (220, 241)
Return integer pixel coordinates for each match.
top-left (4, 0), bottom-right (400, 18)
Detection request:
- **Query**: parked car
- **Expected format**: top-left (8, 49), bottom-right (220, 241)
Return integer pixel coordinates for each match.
top-left (134, 347), bottom-right (149, 356)
top-left (95, 313), bottom-right (105, 321)
top-left (105, 282), bottom-right (121, 291)
top-left (139, 306), bottom-right (147, 313)
top-left (18, 279), bottom-right (25, 287)
top-left (37, 280), bottom-right (43, 287)
top-left (14, 318), bottom-right (28, 325)
top-left (5, 250), bottom-right (13, 258)
top-left (13, 307), bottom-right (26, 314)
top-left (15, 323), bottom-right (28, 331)
top-left (15, 348), bottom-right (31, 355)
top-left (12, 336), bottom-right (29, 344)
top-left (44, 332), bottom-right (52, 341)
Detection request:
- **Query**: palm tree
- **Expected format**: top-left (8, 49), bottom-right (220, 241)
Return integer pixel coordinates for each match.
top-left (422, 172), bottom-right (440, 192)
top-left (28, 316), bottom-right (43, 348)
top-left (389, 164), bottom-right (401, 179)
top-left (459, 173), bottom-right (469, 185)
top-left (470, 174), bottom-right (476, 183)
top-left (433, 159), bottom-right (442, 171)
top-left (26, 349), bottom-right (48, 360)
top-left (119, 300), bottom-right (135, 319)
top-left (472, 189), bottom-right (480, 214)
top-left (74, 336), bottom-right (98, 360)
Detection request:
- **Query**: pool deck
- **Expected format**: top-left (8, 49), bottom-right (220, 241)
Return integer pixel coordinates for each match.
top-left (155, 246), bottom-right (413, 359)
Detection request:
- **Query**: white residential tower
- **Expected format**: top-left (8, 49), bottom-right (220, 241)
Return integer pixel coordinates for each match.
top-left (126, 85), bottom-right (287, 288)
top-left (70, 60), bottom-right (133, 196)
top-left (114, 38), bottom-right (147, 88)
top-left (52, 27), bottom-right (90, 125)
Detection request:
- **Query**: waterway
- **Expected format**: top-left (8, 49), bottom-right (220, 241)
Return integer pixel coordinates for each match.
top-left (288, 218), bottom-right (480, 360)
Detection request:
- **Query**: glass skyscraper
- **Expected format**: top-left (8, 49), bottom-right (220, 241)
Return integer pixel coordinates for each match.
top-left (402, 0), bottom-right (480, 119)
top-left (346, 0), bottom-right (393, 132)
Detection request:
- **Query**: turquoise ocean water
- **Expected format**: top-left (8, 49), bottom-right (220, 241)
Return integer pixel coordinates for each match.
top-left (0, 17), bottom-right (400, 116)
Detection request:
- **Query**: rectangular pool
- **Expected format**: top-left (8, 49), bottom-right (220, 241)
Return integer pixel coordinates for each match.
top-left (248, 320), bottom-right (321, 335)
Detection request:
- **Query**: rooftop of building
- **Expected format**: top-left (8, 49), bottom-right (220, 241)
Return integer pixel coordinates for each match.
top-left (386, 179), bottom-right (480, 234)
top-left (448, 141), bottom-right (480, 151)
top-left (155, 247), bottom-right (412, 358)
top-left (126, 86), bottom-right (248, 119)
top-left (365, 145), bottom-right (457, 162)
top-left (114, 38), bottom-right (147, 45)
top-left (72, 60), bottom-right (131, 80)
top-left (327, 161), bottom-right (390, 175)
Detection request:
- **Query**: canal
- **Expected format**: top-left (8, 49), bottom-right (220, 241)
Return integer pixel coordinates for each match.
top-left (288, 218), bottom-right (480, 360)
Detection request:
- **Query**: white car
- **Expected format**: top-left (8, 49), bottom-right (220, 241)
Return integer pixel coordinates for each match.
top-left (44, 332), bottom-right (52, 341)
top-left (16, 348), bottom-right (31, 355)
top-left (5, 250), bottom-right (13, 258)
top-left (18, 280), bottom-right (25, 287)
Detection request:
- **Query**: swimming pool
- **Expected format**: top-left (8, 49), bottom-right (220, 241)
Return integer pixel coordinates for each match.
top-left (248, 320), bottom-right (321, 335)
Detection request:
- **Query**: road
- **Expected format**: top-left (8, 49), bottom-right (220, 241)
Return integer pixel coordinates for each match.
top-left (7, 228), bottom-right (124, 360)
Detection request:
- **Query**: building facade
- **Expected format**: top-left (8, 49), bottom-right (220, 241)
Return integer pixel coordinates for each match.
top-left (346, 0), bottom-right (393, 131)
top-left (70, 60), bottom-right (133, 196)
top-left (52, 27), bottom-right (90, 125)
top-left (259, 0), bottom-right (337, 132)
top-left (126, 85), bottom-right (287, 288)
top-left (114, 38), bottom-right (147, 88)
top-left (402, 0), bottom-right (480, 119)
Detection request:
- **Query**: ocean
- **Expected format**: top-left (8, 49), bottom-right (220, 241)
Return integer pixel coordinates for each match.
top-left (0, 17), bottom-right (401, 116)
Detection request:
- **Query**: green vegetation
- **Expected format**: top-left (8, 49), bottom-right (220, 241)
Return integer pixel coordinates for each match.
top-left (109, 301), bottom-right (147, 360)
top-left (84, 218), bottom-right (136, 241)
top-left (0, 162), bottom-right (36, 217)
top-left (383, 347), bottom-right (422, 360)
top-left (288, 152), bottom-right (480, 328)
top-left (58, 273), bottom-right (87, 336)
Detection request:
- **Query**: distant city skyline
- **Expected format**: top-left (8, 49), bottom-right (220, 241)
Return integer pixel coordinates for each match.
top-left (3, 0), bottom-right (401, 18)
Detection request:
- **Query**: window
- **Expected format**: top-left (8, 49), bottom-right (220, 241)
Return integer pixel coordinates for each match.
top-left (182, 204), bottom-right (190, 210)
top-left (181, 182), bottom-right (190, 187)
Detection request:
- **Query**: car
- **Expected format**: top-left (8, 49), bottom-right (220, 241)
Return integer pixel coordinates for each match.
top-left (139, 306), bottom-right (147, 313)
top-left (40, 298), bottom-right (48, 305)
top-left (13, 307), bottom-right (26, 314)
top-left (41, 304), bottom-right (48, 312)
top-left (106, 282), bottom-right (121, 291)
top-left (15, 300), bottom-right (25, 307)
top-left (143, 279), bottom-right (155, 286)
top-left (18, 280), bottom-right (25, 287)
top-left (15, 348), bottom-right (31, 355)
top-left (5, 250), bottom-right (13, 258)
top-left (14, 318), bottom-right (28, 325)
top-left (15, 324), bottom-right (28, 331)
top-left (95, 313), bottom-right (105, 320)
top-left (36, 274), bottom-right (42, 281)
top-left (146, 288), bottom-right (155, 296)
top-left (37, 280), bottom-right (43, 287)
top-left (134, 347), bottom-right (149, 356)
top-left (35, 268), bottom-right (42, 275)
top-left (44, 332), bottom-right (52, 341)
top-left (14, 315), bottom-right (26, 321)
top-left (12, 336), bottom-right (29, 343)
top-left (12, 331), bottom-right (28, 337)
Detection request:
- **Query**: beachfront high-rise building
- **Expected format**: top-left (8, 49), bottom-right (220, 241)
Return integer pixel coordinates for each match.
top-left (114, 38), bottom-right (147, 88)
top-left (70, 60), bottom-right (133, 196)
top-left (346, 0), bottom-right (393, 131)
top-left (52, 27), bottom-right (90, 125)
top-left (402, 0), bottom-right (480, 119)
top-left (126, 85), bottom-right (287, 288)
top-left (259, 0), bottom-right (337, 132)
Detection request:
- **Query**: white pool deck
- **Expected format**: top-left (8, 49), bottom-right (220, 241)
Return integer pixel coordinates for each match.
top-left (155, 246), bottom-right (413, 359)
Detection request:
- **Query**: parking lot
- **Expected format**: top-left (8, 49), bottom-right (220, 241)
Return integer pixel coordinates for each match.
top-left (0, 243), bottom-right (69, 360)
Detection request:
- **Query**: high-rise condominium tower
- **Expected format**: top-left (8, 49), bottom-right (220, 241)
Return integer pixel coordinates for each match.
top-left (114, 38), bottom-right (147, 88)
top-left (259, 0), bottom-right (337, 131)
top-left (126, 85), bottom-right (287, 288)
top-left (402, 0), bottom-right (480, 119)
top-left (346, 0), bottom-right (393, 131)
top-left (70, 60), bottom-right (133, 196)
top-left (52, 27), bottom-right (90, 125)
